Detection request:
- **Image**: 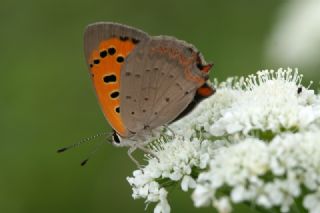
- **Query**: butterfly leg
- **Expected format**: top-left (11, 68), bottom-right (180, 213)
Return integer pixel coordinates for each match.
top-left (164, 125), bottom-right (176, 138)
top-left (127, 146), bottom-right (142, 168)
top-left (137, 145), bottom-right (159, 159)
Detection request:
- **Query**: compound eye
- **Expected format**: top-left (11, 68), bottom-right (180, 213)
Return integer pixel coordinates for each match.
top-left (113, 131), bottom-right (121, 144)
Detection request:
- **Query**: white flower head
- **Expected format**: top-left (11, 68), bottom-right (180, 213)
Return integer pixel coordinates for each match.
top-left (170, 83), bottom-right (242, 140)
top-left (193, 129), bottom-right (320, 212)
top-left (127, 68), bottom-right (320, 213)
top-left (127, 137), bottom-right (216, 212)
top-left (210, 68), bottom-right (319, 137)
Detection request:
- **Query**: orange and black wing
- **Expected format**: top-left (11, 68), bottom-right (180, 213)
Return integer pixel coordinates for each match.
top-left (84, 22), bottom-right (150, 137)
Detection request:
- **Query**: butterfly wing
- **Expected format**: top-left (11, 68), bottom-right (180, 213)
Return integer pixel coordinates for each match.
top-left (120, 36), bottom-right (210, 133)
top-left (84, 22), bottom-right (150, 137)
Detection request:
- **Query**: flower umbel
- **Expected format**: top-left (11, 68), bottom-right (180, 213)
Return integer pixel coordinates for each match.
top-left (127, 137), bottom-right (213, 213)
top-left (127, 68), bottom-right (320, 213)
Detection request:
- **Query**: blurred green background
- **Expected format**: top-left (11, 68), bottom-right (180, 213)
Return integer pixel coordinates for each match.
top-left (1, 0), bottom-right (319, 213)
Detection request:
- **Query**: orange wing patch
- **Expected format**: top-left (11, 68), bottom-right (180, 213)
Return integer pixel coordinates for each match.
top-left (88, 37), bottom-right (137, 137)
top-left (197, 83), bottom-right (215, 97)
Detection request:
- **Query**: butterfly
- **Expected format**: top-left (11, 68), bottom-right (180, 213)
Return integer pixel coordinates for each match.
top-left (83, 22), bottom-right (214, 166)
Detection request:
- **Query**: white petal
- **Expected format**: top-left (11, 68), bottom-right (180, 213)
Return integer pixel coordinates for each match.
top-left (181, 176), bottom-right (196, 192)
top-left (192, 185), bottom-right (212, 207)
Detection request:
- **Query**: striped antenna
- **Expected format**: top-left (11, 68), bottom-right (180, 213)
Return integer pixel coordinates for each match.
top-left (57, 132), bottom-right (111, 153)
top-left (80, 140), bottom-right (105, 166)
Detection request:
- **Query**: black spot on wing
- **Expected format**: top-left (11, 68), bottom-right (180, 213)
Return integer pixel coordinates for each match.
top-left (108, 48), bottom-right (116, 55)
top-left (120, 36), bottom-right (129, 41)
top-left (117, 56), bottom-right (124, 63)
top-left (110, 91), bottom-right (120, 99)
top-left (103, 75), bottom-right (116, 83)
top-left (100, 50), bottom-right (107, 58)
top-left (132, 38), bottom-right (140, 44)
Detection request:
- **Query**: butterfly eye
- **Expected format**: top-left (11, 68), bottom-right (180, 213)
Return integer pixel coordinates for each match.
top-left (112, 131), bottom-right (121, 144)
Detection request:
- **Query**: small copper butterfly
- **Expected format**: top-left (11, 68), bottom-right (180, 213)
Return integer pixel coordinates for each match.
top-left (82, 22), bottom-right (214, 166)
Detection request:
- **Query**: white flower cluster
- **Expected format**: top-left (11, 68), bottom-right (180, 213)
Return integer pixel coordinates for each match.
top-left (127, 68), bottom-right (320, 213)
top-left (210, 69), bottom-right (320, 137)
top-left (127, 137), bottom-right (215, 213)
top-left (194, 130), bottom-right (320, 212)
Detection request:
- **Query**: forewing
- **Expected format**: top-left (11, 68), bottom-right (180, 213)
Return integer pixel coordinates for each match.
top-left (83, 22), bottom-right (149, 136)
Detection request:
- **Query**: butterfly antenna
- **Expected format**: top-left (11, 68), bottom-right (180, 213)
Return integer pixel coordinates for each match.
top-left (57, 132), bottom-right (110, 153)
top-left (80, 140), bottom-right (104, 166)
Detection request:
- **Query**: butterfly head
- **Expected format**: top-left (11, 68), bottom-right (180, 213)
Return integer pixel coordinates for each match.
top-left (111, 130), bottom-right (122, 146)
